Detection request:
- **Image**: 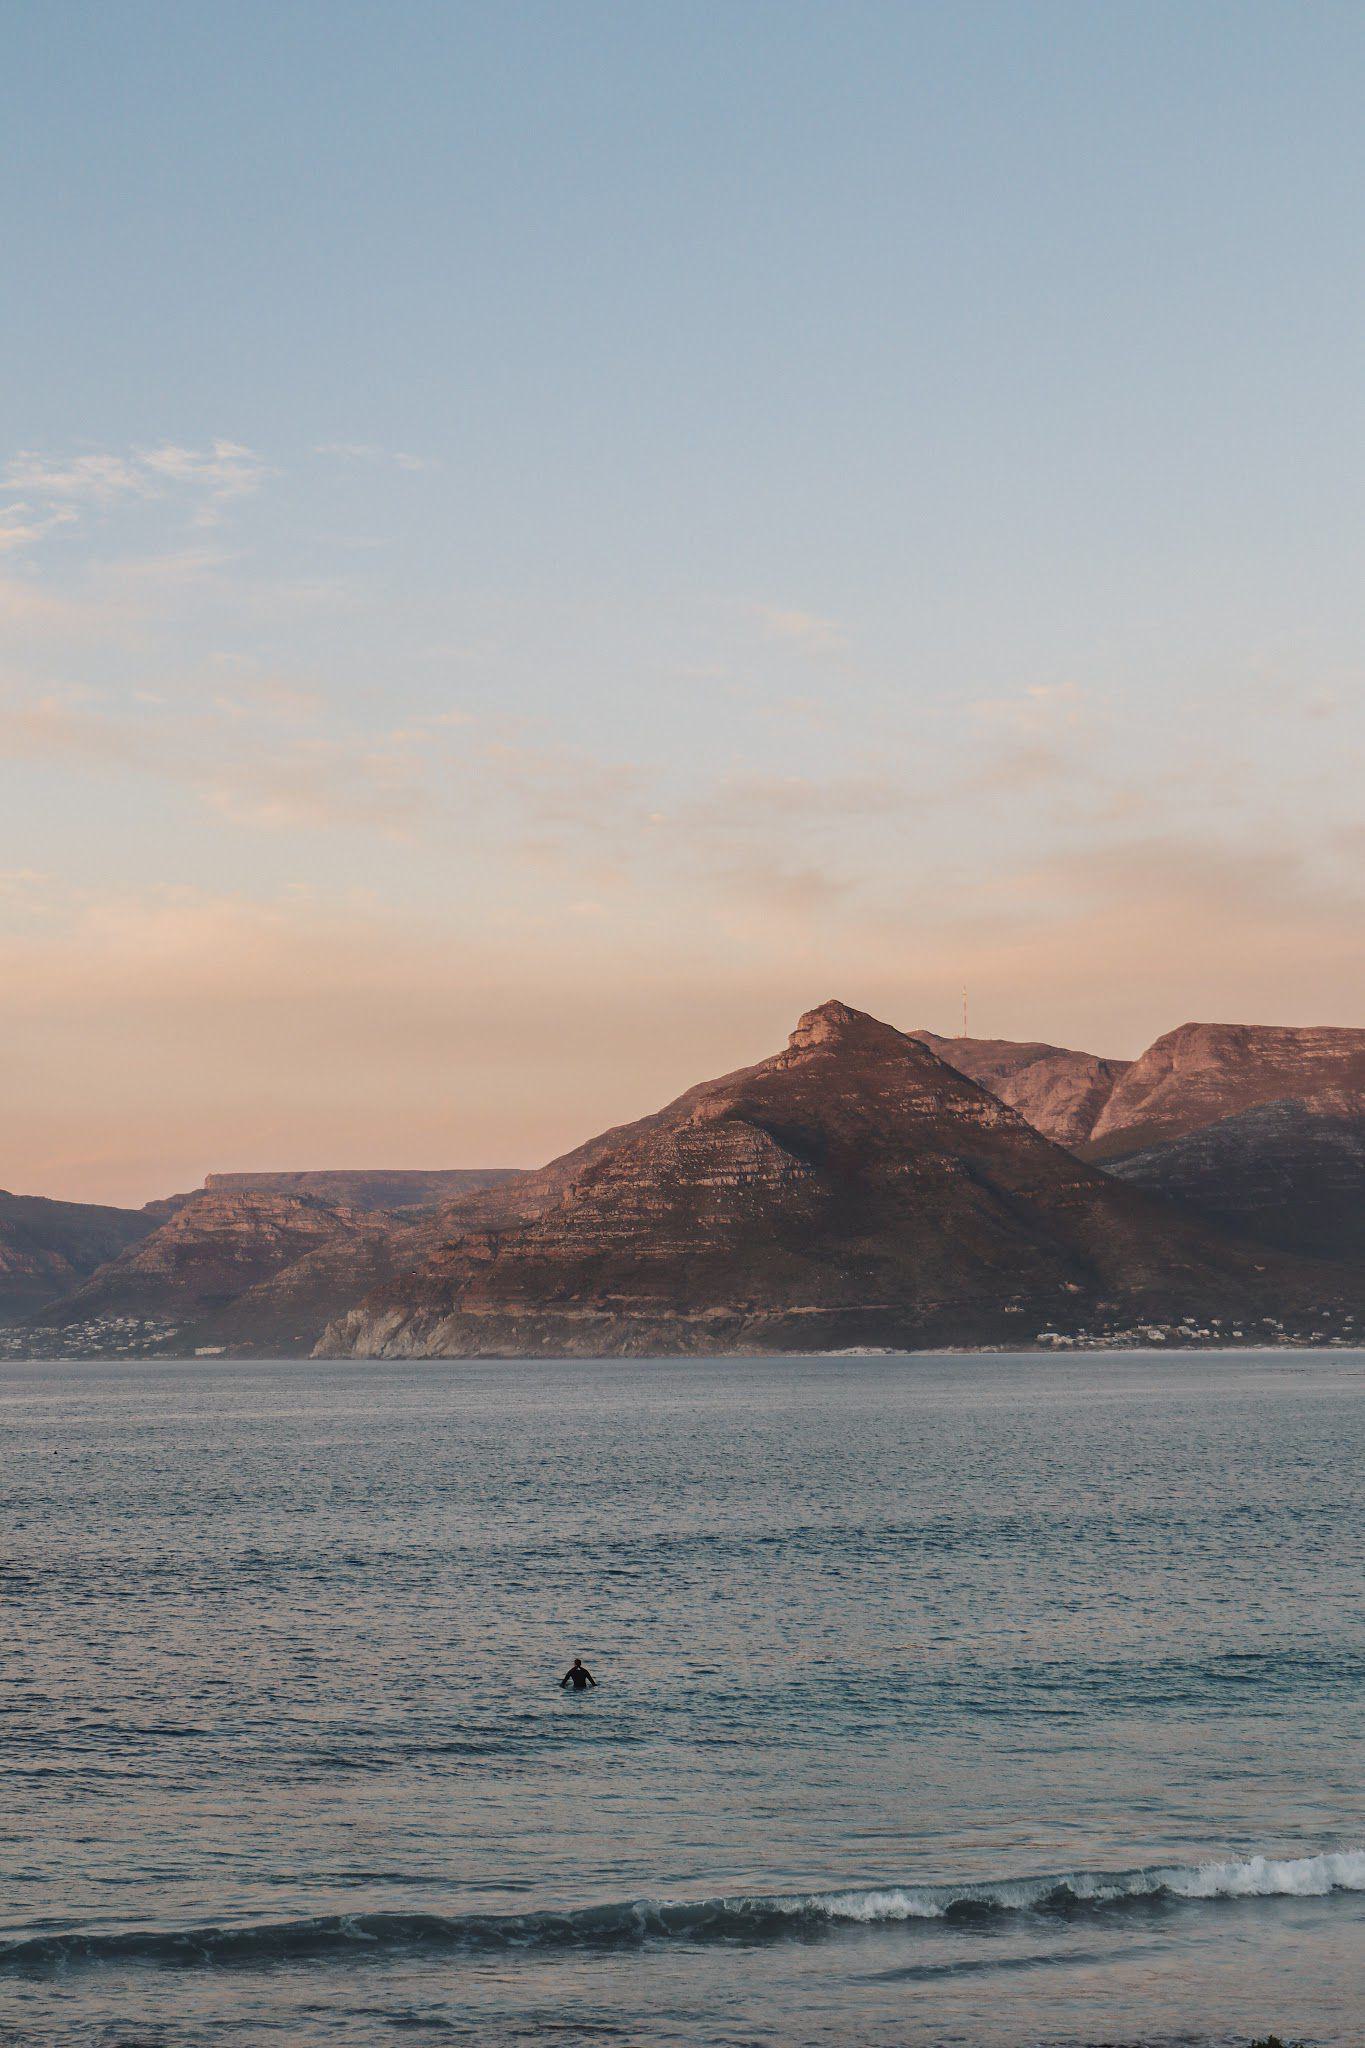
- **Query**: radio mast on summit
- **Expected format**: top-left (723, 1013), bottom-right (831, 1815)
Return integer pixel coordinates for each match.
top-left (961, 986), bottom-right (969, 1038)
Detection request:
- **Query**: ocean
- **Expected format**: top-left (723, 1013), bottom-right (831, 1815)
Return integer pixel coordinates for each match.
top-left (1, 1351), bottom-right (1361, 2047)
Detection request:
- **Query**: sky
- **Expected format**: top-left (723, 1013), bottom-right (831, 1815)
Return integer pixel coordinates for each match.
top-left (2, 0), bottom-right (1364, 1205)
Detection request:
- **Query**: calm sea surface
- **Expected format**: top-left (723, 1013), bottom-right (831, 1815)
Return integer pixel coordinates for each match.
top-left (1, 1351), bottom-right (1361, 2047)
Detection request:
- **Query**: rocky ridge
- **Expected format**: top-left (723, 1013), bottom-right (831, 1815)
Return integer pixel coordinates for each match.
top-left (912, 1032), bottom-right (1130, 1146)
top-left (26, 1189), bottom-right (415, 1355)
top-left (319, 1000), bottom-right (1350, 1360)
top-left (916, 1022), bottom-right (1365, 1274)
top-left (1080, 1022), bottom-right (1365, 1161)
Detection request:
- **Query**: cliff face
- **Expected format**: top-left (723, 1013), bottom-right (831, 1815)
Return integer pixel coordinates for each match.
top-left (191, 1208), bottom-right (441, 1354)
top-left (320, 1000), bottom-right (1334, 1360)
top-left (912, 1032), bottom-right (1130, 1146)
top-left (0, 1192), bottom-right (156, 1320)
top-left (1081, 1023), bottom-right (1365, 1161)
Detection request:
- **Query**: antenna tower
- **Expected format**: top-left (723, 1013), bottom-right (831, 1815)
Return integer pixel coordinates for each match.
top-left (961, 986), bottom-right (968, 1038)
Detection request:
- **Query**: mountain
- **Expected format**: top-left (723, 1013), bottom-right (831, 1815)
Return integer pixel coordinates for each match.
top-left (29, 1189), bottom-right (403, 1350)
top-left (201, 1168), bottom-right (523, 1213)
top-left (0, 1191), bottom-right (157, 1321)
top-left (16, 1006), bottom-right (1364, 1360)
top-left (20, 1172), bottom-right (538, 1356)
top-left (912, 1023), bottom-right (1365, 1271)
top-left (320, 1000), bottom-right (1348, 1360)
top-left (1108, 1088), bottom-right (1365, 1262)
top-left (911, 1032), bottom-right (1129, 1146)
top-left (1080, 1023), bottom-right (1365, 1162)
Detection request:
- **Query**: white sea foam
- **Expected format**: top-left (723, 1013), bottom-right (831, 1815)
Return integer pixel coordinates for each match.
top-left (3, 1849), bottom-right (1360, 1973)
top-left (797, 1847), bottom-right (1365, 1923)
top-left (796, 1886), bottom-right (942, 1921)
top-left (1163, 1849), bottom-right (1365, 1899)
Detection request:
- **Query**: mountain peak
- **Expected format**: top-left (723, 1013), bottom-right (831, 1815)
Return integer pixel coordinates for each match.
top-left (785, 998), bottom-right (909, 1057)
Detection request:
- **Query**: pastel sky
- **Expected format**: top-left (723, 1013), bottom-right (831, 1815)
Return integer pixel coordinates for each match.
top-left (3, 0), bottom-right (1363, 1205)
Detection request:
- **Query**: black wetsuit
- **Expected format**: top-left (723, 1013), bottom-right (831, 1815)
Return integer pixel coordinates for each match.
top-left (560, 1664), bottom-right (596, 1690)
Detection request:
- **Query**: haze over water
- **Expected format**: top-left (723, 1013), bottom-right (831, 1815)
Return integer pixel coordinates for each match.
top-left (2, 1350), bottom-right (1361, 2046)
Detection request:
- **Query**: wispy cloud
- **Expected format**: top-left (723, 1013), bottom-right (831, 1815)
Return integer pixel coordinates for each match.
top-left (133, 441), bottom-right (269, 506)
top-left (710, 853), bottom-right (855, 916)
top-left (4, 451), bottom-right (145, 502)
top-left (315, 442), bottom-right (436, 473)
top-left (0, 685), bottom-right (422, 833)
top-left (0, 866), bottom-right (50, 902)
top-left (208, 665), bottom-right (326, 723)
top-left (971, 680), bottom-right (1086, 736)
top-left (98, 546), bottom-right (234, 587)
top-left (0, 502), bottom-right (78, 553)
top-left (2, 440), bottom-right (271, 532)
top-left (759, 606), bottom-right (847, 655)
top-left (483, 735), bottom-right (646, 832)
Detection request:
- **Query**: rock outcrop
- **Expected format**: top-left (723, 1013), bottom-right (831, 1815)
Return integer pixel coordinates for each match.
top-left (912, 1032), bottom-right (1129, 1146)
top-left (319, 1000), bottom-right (1343, 1360)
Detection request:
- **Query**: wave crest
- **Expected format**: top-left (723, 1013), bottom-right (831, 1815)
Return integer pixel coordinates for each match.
top-left (5, 1847), bottom-right (1360, 1974)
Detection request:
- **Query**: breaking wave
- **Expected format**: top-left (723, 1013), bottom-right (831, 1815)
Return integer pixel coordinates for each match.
top-left (5, 1848), bottom-right (1360, 1975)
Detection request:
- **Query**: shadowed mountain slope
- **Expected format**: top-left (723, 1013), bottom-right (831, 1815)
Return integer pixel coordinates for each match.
top-left (320, 1001), bottom-right (1346, 1360)
top-left (0, 1192), bottom-right (157, 1320)
top-left (1109, 1089), bottom-right (1365, 1263)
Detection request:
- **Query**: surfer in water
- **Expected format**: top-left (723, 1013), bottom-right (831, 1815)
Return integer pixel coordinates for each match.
top-left (560, 1658), bottom-right (597, 1691)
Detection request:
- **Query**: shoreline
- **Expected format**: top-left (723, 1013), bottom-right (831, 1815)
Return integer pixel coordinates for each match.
top-left (2, 1335), bottom-right (1361, 1365)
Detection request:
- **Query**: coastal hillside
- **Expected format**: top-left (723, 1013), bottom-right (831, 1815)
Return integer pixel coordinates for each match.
top-left (28, 1189), bottom-right (413, 1353)
top-left (917, 1020), bottom-right (1365, 1271)
top-left (0, 1191), bottom-right (157, 1320)
top-left (12, 1007), bottom-right (1365, 1360)
top-left (320, 1000), bottom-right (1350, 1359)
top-left (915, 1019), bottom-right (1365, 1163)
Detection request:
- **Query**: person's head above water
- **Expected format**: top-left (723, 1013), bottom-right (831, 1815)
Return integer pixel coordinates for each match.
top-left (570, 1658), bottom-right (583, 1667)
